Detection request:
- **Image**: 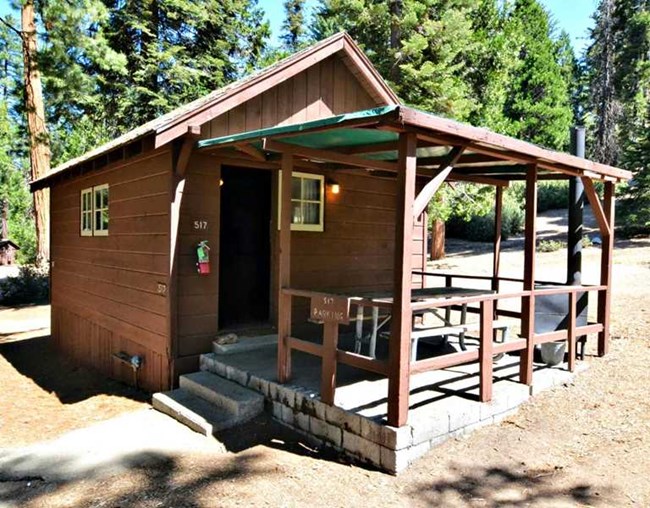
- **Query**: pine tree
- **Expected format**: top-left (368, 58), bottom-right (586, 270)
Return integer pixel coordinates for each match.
top-left (0, 99), bottom-right (34, 262)
top-left (100, 0), bottom-right (270, 131)
top-left (466, 0), bottom-right (522, 132)
top-left (281, 0), bottom-right (307, 52)
top-left (586, 0), bottom-right (621, 165)
top-left (21, 0), bottom-right (50, 265)
top-left (501, 0), bottom-right (573, 149)
top-left (312, 0), bottom-right (478, 120)
top-left (36, 0), bottom-right (127, 165)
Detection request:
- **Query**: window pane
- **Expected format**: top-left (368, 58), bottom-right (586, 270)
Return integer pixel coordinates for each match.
top-left (302, 178), bottom-right (320, 201)
top-left (101, 210), bottom-right (109, 230)
top-left (95, 210), bottom-right (102, 230)
top-left (102, 187), bottom-right (109, 207)
top-left (303, 203), bottom-right (320, 225)
top-left (291, 202), bottom-right (302, 224)
top-left (291, 177), bottom-right (301, 200)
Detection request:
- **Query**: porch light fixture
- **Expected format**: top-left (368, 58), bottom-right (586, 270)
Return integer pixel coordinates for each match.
top-left (327, 179), bottom-right (340, 195)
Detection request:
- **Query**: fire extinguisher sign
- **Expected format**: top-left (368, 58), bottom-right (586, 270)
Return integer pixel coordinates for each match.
top-left (196, 240), bottom-right (210, 275)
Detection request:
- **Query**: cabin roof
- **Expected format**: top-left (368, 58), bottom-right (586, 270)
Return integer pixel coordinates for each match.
top-left (32, 32), bottom-right (398, 190)
top-left (197, 105), bottom-right (632, 183)
top-left (0, 239), bottom-right (19, 250)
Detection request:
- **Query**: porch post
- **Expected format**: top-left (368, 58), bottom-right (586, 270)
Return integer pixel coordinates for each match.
top-left (597, 182), bottom-right (615, 356)
top-left (520, 164), bottom-right (538, 385)
top-left (387, 132), bottom-right (417, 427)
top-left (492, 186), bottom-right (503, 310)
top-left (277, 152), bottom-right (293, 382)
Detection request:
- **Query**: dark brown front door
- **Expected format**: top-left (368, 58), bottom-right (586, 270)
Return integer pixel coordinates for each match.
top-left (218, 167), bottom-right (272, 329)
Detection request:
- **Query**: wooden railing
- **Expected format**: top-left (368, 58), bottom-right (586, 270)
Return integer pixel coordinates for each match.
top-left (278, 281), bottom-right (608, 413)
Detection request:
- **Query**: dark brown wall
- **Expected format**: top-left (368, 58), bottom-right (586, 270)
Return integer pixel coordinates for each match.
top-left (50, 148), bottom-right (172, 391)
top-left (172, 154), bottom-right (221, 368)
top-left (171, 54), bottom-right (387, 377)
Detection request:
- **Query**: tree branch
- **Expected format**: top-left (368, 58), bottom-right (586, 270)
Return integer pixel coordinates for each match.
top-left (0, 16), bottom-right (23, 38)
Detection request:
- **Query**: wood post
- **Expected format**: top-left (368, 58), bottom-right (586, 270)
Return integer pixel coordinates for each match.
top-left (387, 132), bottom-right (417, 427)
top-left (479, 299), bottom-right (494, 402)
top-left (277, 153), bottom-right (293, 382)
top-left (320, 321), bottom-right (339, 405)
top-left (492, 186), bottom-right (503, 318)
top-left (568, 291), bottom-right (577, 372)
top-left (520, 164), bottom-right (538, 385)
top-left (412, 146), bottom-right (464, 218)
top-left (598, 182), bottom-right (615, 356)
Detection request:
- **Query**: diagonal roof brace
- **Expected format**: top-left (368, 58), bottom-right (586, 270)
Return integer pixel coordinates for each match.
top-left (413, 146), bottom-right (466, 218)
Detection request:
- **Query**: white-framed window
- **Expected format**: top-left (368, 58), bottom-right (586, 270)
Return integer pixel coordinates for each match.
top-left (80, 188), bottom-right (93, 236)
top-left (80, 184), bottom-right (109, 236)
top-left (278, 171), bottom-right (324, 232)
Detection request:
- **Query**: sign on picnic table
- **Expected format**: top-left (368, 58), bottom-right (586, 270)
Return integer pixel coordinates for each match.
top-left (310, 295), bottom-right (350, 324)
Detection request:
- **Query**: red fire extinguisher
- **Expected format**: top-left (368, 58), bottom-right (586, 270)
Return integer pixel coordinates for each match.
top-left (196, 240), bottom-right (210, 275)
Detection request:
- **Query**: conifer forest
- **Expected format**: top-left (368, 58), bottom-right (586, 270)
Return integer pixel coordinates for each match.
top-left (1, 0), bottom-right (649, 263)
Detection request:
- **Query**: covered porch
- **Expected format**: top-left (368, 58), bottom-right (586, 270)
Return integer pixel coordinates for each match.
top-left (196, 104), bottom-right (630, 431)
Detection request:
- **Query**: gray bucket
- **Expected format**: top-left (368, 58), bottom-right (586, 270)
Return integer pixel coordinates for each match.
top-left (540, 341), bottom-right (566, 366)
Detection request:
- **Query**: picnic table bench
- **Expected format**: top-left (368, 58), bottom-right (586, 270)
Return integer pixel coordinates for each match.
top-left (352, 287), bottom-right (510, 361)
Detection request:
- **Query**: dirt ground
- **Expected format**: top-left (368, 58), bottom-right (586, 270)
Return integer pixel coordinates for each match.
top-left (1, 223), bottom-right (649, 507)
top-left (0, 306), bottom-right (148, 447)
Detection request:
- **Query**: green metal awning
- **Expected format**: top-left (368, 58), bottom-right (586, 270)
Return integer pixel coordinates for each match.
top-left (196, 105), bottom-right (454, 164)
top-left (196, 104), bottom-right (632, 183)
top-left (196, 105), bottom-right (399, 151)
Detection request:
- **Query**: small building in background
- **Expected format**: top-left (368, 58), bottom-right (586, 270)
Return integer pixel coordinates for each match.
top-left (0, 239), bottom-right (19, 266)
top-left (0, 201), bottom-right (19, 265)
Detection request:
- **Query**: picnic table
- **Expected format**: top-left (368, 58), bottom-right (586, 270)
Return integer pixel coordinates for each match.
top-left (352, 287), bottom-right (507, 361)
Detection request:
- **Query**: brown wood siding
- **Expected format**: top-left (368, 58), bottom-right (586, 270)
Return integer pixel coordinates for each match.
top-left (173, 154), bottom-right (221, 362)
top-left (204, 55), bottom-right (382, 139)
top-left (172, 56), bottom-right (386, 376)
top-left (50, 148), bottom-right (172, 392)
top-left (291, 172), bottom-right (396, 291)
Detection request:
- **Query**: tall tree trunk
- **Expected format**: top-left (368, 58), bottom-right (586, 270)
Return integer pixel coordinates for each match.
top-left (21, 0), bottom-right (50, 266)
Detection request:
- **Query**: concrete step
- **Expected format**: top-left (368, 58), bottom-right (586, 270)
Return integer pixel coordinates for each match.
top-left (152, 389), bottom-right (238, 436)
top-left (179, 371), bottom-right (264, 421)
top-left (213, 334), bottom-right (277, 355)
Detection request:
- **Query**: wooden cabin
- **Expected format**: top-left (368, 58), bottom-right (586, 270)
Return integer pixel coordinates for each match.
top-left (0, 240), bottom-right (19, 265)
top-left (31, 32), bottom-right (631, 430)
top-left (0, 206), bottom-right (19, 265)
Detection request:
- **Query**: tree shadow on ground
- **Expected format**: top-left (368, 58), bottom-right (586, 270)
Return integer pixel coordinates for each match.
top-left (0, 413), bottom-right (356, 507)
top-left (0, 448), bottom-right (266, 508)
top-left (409, 463), bottom-right (612, 507)
top-left (0, 334), bottom-right (148, 404)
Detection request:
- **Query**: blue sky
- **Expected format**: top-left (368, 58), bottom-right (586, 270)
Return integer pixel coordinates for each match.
top-left (0, 0), bottom-right (598, 54)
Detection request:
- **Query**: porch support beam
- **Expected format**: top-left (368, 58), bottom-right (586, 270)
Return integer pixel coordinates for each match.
top-left (581, 176), bottom-right (611, 237)
top-left (234, 142), bottom-right (266, 161)
top-left (417, 153), bottom-right (502, 167)
top-left (492, 186), bottom-right (503, 306)
top-left (175, 125), bottom-right (201, 177)
top-left (263, 138), bottom-right (398, 172)
top-left (520, 164), bottom-right (538, 385)
top-left (597, 182), bottom-right (615, 356)
top-left (387, 132), bottom-right (417, 427)
top-left (277, 152), bottom-right (293, 382)
top-left (445, 173), bottom-right (509, 187)
top-left (412, 146), bottom-right (465, 218)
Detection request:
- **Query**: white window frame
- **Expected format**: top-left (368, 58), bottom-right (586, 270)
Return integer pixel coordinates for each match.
top-left (80, 188), bottom-right (93, 236)
top-left (80, 184), bottom-right (109, 236)
top-left (278, 171), bottom-right (325, 232)
top-left (93, 184), bottom-right (109, 236)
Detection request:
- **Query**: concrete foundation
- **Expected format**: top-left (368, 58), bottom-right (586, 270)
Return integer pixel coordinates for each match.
top-left (199, 341), bottom-right (585, 474)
